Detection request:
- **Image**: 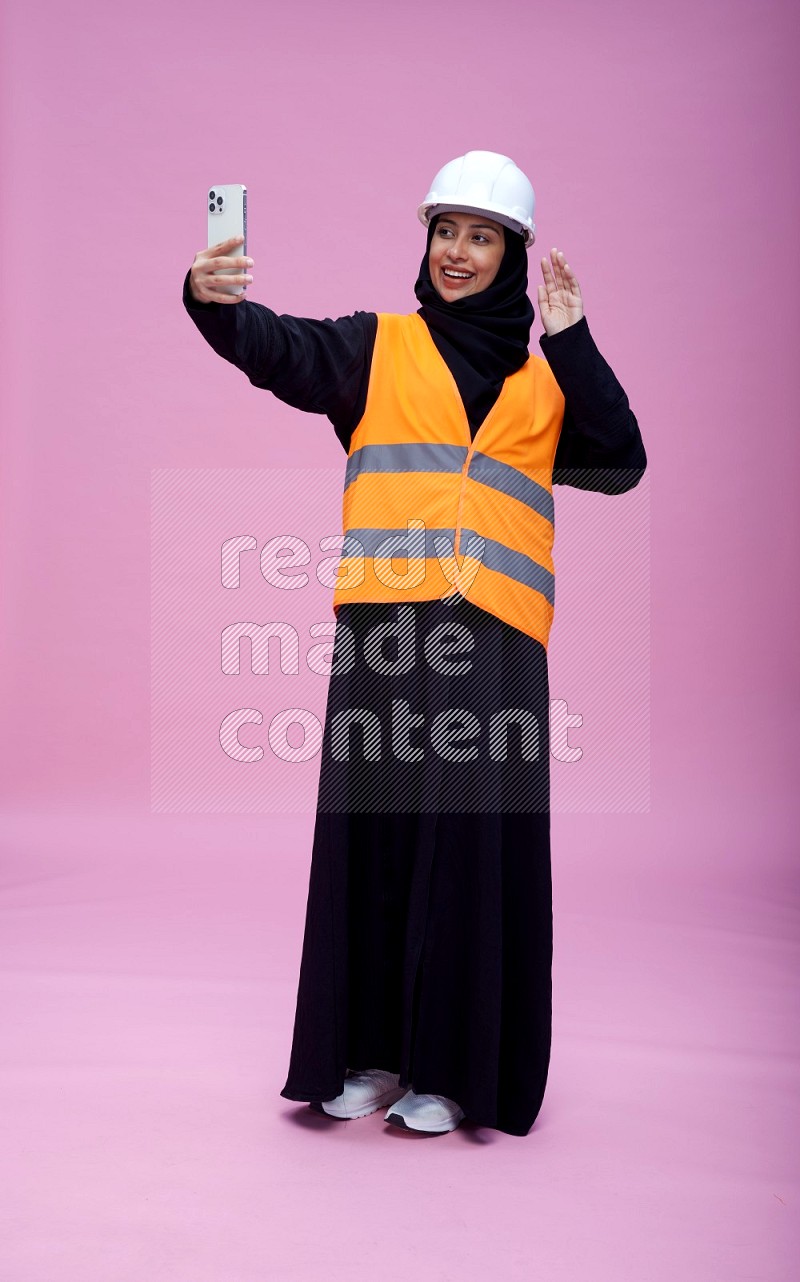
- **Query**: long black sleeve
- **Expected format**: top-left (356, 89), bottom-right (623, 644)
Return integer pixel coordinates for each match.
top-left (182, 269), bottom-right (376, 452)
top-left (539, 316), bottom-right (647, 494)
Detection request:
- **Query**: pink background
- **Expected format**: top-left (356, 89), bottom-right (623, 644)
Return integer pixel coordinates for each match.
top-left (1, 0), bottom-right (797, 1278)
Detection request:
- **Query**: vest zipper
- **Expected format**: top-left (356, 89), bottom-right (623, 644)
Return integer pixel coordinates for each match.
top-left (451, 422), bottom-right (488, 596)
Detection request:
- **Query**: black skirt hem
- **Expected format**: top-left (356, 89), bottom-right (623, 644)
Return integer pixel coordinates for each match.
top-left (278, 1080), bottom-right (544, 1138)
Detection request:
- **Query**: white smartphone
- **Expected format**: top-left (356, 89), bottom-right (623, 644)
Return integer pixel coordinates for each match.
top-left (207, 183), bottom-right (248, 296)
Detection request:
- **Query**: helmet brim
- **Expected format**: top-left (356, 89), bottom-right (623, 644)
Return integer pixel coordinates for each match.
top-left (418, 202), bottom-right (536, 248)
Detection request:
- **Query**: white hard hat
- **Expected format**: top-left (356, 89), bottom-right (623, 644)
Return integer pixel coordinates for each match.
top-left (417, 151), bottom-right (536, 248)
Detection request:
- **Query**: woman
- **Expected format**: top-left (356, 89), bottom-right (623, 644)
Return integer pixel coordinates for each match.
top-left (184, 151), bottom-right (647, 1137)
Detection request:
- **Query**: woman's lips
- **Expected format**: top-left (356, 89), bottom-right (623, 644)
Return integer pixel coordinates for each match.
top-left (441, 269), bottom-right (474, 287)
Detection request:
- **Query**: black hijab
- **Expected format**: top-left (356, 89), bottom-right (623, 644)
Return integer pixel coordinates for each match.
top-left (414, 214), bottom-right (535, 436)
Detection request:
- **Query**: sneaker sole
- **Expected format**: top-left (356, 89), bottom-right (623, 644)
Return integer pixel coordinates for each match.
top-left (309, 1085), bottom-right (406, 1120)
top-left (384, 1108), bottom-right (465, 1135)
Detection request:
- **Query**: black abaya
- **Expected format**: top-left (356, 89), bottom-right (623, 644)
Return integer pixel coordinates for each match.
top-left (278, 596), bottom-right (553, 1136)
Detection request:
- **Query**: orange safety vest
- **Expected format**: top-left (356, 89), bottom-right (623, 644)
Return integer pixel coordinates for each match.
top-left (332, 311), bottom-right (566, 648)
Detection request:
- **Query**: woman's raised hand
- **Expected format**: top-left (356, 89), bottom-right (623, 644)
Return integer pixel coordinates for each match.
top-left (189, 235), bottom-right (254, 304)
top-left (537, 248), bottom-right (583, 336)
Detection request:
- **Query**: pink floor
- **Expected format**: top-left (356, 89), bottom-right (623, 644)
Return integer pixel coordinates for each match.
top-left (1, 807), bottom-right (796, 1280)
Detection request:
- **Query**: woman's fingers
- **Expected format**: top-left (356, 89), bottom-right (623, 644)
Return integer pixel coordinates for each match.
top-left (205, 272), bottom-right (252, 285)
top-left (551, 248), bottom-right (568, 294)
top-left (565, 265), bottom-right (581, 296)
top-left (542, 248), bottom-right (581, 297)
top-left (541, 249), bottom-right (565, 286)
top-left (202, 255), bottom-right (252, 270)
top-left (196, 268), bottom-right (252, 290)
top-left (208, 235), bottom-right (246, 256)
top-left (538, 248), bottom-right (583, 331)
top-left (560, 258), bottom-right (581, 298)
top-left (190, 252), bottom-right (253, 302)
top-left (555, 249), bottom-right (581, 297)
top-left (190, 232), bottom-right (254, 301)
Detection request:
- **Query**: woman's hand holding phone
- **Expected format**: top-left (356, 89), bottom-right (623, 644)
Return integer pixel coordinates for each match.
top-left (189, 235), bottom-right (254, 304)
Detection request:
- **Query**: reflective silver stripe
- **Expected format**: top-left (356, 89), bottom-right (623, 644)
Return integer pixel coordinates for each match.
top-left (345, 442), bottom-right (468, 491)
top-left (338, 526), bottom-right (555, 606)
top-left (345, 444), bottom-right (555, 528)
top-left (468, 452), bottom-right (554, 525)
top-left (340, 527), bottom-right (457, 558)
top-left (459, 528), bottom-right (555, 605)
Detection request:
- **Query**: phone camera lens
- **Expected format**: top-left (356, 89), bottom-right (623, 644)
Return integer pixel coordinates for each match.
top-left (208, 203), bottom-right (215, 212)
top-left (209, 190), bottom-right (216, 200)
top-left (216, 196), bottom-right (223, 205)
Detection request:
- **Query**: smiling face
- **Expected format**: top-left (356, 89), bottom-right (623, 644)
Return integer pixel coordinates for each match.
top-left (428, 211), bottom-right (506, 301)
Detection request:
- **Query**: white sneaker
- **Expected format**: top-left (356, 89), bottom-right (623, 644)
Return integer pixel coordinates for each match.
top-left (314, 1069), bottom-right (405, 1120)
top-left (384, 1088), bottom-right (465, 1134)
